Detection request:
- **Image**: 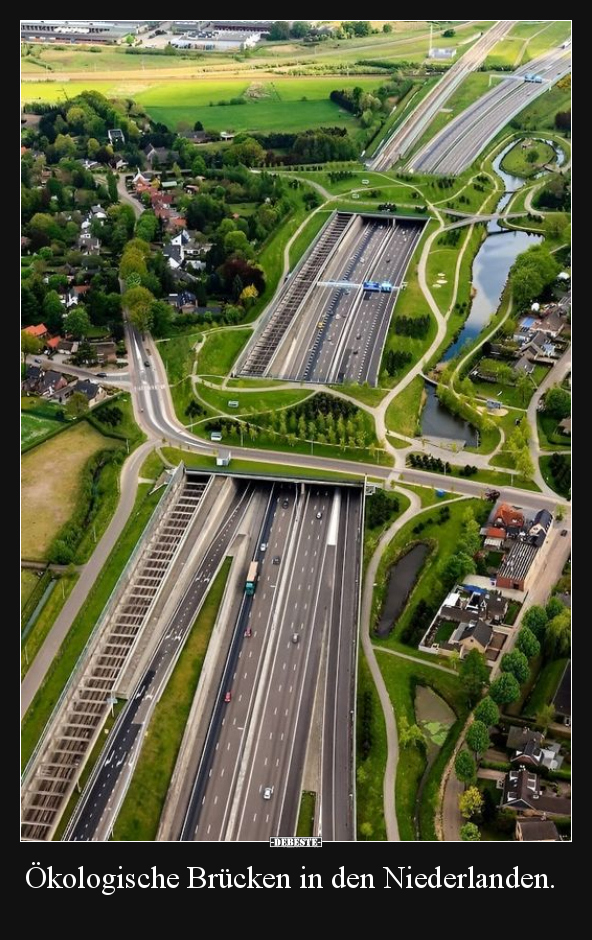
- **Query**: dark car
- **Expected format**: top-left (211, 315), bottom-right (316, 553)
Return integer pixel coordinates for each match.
top-left (96, 372), bottom-right (107, 378)
top-left (560, 529), bottom-right (568, 536)
top-left (272, 556), bottom-right (281, 566)
top-left (282, 499), bottom-right (289, 509)
top-left (144, 360), bottom-right (150, 368)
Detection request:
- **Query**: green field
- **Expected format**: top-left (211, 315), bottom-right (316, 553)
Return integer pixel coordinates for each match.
top-left (136, 77), bottom-right (380, 133)
top-left (296, 792), bottom-right (316, 837)
top-left (21, 570), bottom-right (40, 611)
top-left (196, 329), bottom-right (252, 376)
top-left (21, 411), bottom-right (65, 449)
top-left (356, 652), bottom-right (388, 840)
top-left (194, 382), bottom-right (313, 417)
top-left (160, 448), bottom-right (365, 481)
top-left (385, 376), bottom-right (425, 438)
top-left (510, 79), bottom-right (572, 131)
top-left (523, 657), bottom-right (569, 717)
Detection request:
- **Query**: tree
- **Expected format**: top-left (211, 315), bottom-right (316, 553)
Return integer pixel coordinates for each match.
top-left (399, 716), bottom-right (427, 751)
top-left (383, 23), bottom-right (393, 33)
top-left (65, 392), bottom-right (89, 419)
top-left (544, 385), bottom-right (571, 420)
top-left (21, 330), bottom-right (42, 363)
top-left (526, 148), bottom-right (539, 165)
top-left (440, 551), bottom-right (476, 587)
top-left (466, 720), bottom-right (490, 759)
top-left (522, 605), bottom-right (549, 640)
top-left (106, 170), bottom-right (118, 203)
top-left (544, 609), bottom-right (571, 659)
top-left (460, 822), bottom-right (481, 841)
top-left (516, 627), bottom-right (540, 660)
top-left (489, 672), bottom-right (521, 705)
top-left (125, 285), bottom-right (155, 335)
top-left (359, 821), bottom-right (374, 840)
top-left (291, 21), bottom-right (311, 38)
top-left (454, 749), bottom-right (476, 784)
top-left (150, 299), bottom-right (172, 338)
top-left (458, 786), bottom-right (483, 820)
top-left (64, 307), bottom-right (91, 339)
top-left (497, 362), bottom-right (514, 386)
top-left (544, 213), bottom-right (569, 240)
top-left (546, 596), bottom-right (565, 620)
top-left (500, 649), bottom-right (530, 685)
top-left (224, 230), bottom-right (253, 258)
top-left (223, 137), bottom-right (266, 168)
top-left (459, 650), bottom-right (490, 705)
top-left (536, 703), bottom-right (556, 734)
top-left (239, 284), bottom-right (258, 309)
top-left (516, 371), bottom-right (532, 406)
top-left (515, 448), bottom-right (534, 482)
top-left (194, 120), bottom-right (204, 132)
top-left (474, 696), bottom-right (499, 727)
top-left (267, 21), bottom-right (291, 41)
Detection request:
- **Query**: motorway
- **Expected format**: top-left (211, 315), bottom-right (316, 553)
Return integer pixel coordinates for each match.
top-left (179, 483), bottom-right (361, 841)
top-left (272, 217), bottom-right (424, 387)
top-left (67, 479), bottom-right (254, 841)
top-left (370, 20), bottom-right (516, 170)
top-left (409, 46), bottom-right (572, 175)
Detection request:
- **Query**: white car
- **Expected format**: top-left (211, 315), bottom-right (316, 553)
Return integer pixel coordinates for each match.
top-left (263, 786), bottom-right (274, 800)
top-left (260, 542), bottom-right (267, 552)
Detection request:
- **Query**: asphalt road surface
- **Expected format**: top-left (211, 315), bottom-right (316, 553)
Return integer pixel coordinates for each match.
top-left (67, 480), bottom-right (254, 841)
top-left (370, 20), bottom-right (517, 170)
top-left (267, 217), bottom-right (424, 387)
top-left (179, 483), bottom-right (361, 841)
top-left (409, 46), bottom-right (571, 175)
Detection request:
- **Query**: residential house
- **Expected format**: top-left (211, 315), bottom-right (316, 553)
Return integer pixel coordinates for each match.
top-left (91, 341), bottom-right (117, 364)
top-left (39, 370), bottom-right (67, 398)
top-left (453, 620), bottom-right (493, 655)
top-left (79, 158), bottom-right (99, 171)
top-left (419, 585), bottom-right (508, 658)
top-left (45, 336), bottom-right (62, 353)
top-left (559, 418), bottom-right (571, 435)
top-left (496, 542), bottom-right (539, 591)
top-left (515, 818), bottom-right (560, 841)
top-left (507, 727), bottom-right (544, 768)
top-left (71, 379), bottom-right (103, 405)
top-left (76, 233), bottom-right (101, 255)
top-left (528, 509), bottom-right (552, 548)
top-left (57, 339), bottom-right (76, 355)
top-left (22, 365), bottom-right (43, 394)
top-left (494, 504), bottom-right (525, 533)
top-left (163, 244), bottom-right (184, 270)
top-left (179, 130), bottom-right (215, 144)
top-left (132, 170), bottom-right (158, 188)
top-left (24, 323), bottom-right (48, 340)
top-left (537, 306), bottom-right (567, 335)
top-left (168, 290), bottom-right (197, 312)
top-left (107, 128), bottom-right (125, 145)
top-left (144, 144), bottom-right (179, 167)
top-left (64, 284), bottom-right (91, 308)
top-left (513, 353), bottom-right (535, 377)
top-left (90, 204), bottom-right (107, 222)
top-left (501, 768), bottom-right (571, 816)
top-left (113, 157), bottom-right (128, 171)
top-left (171, 229), bottom-right (190, 248)
top-left (483, 526), bottom-right (506, 550)
top-left (164, 215), bottom-right (187, 235)
top-left (524, 330), bottom-right (558, 361)
top-left (150, 191), bottom-right (174, 209)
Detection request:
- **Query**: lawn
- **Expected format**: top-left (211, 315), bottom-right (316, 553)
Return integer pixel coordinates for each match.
top-left (21, 408), bottom-right (66, 451)
top-left (370, 498), bottom-right (488, 652)
top-left (375, 651), bottom-right (469, 841)
top-left (537, 411), bottom-right (571, 450)
top-left (336, 383), bottom-right (389, 407)
top-left (396, 482), bottom-right (457, 508)
top-left (160, 447), bottom-right (364, 481)
top-left (21, 422), bottom-right (119, 561)
top-left (407, 456), bottom-right (541, 493)
top-left (197, 329), bottom-right (253, 376)
top-left (157, 332), bottom-right (202, 383)
top-left (470, 363), bottom-right (550, 409)
top-left (385, 376), bottom-right (425, 438)
top-left (194, 381), bottom-right (313, 417)
top-left (500, 139), bottom-right (558, 178)
top-left (522, 21), bottom-right (572, 61)
top-left (296, 792), bottom-right (316, 838)
top-left (522, 657), bottom-right (569, 718)
top-left (21, 570), bottom-right (40, 612)
top-left (21, 484), bottom-right (165, 770)
top-left (540, 454), bottom-right (571, 498)
top-left (22, 575), bottom-right (78, 679)
top-left (113, 558), bottom-right (232, 841)
top-left (356, 652), bottom-right (388, 841)
top-left (136, 76), bottom-right (380, 133)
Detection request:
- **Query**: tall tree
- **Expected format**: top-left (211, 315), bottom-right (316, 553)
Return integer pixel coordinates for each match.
top-left (522, 605), bottom-right (549, 640)
top-left (489, 672), bottom-right (521, 705)
top-left (516, 628), bottom-right (541, 660)
top-left (454, 749), bottom-right (476, 784)
top-left (458, 786), bottom-right (483, 820)
top-left (21, 330), bottom-right (42, 364)
top-left (64, 307), bottom-right (91, 339)
top-left (466, 720), bottom-right (490, 759)
top-left (536, 703), bottom-right (556, 734)
top-left (460, 822), bottom-right (481, 841)
top-left (474, 696), bottom-right (499, 727)
top-left (544, 609), bottom-right (571, 659)
top-left (65, 391), bottom-right (89, 419)
top-left (500, 649), bottom-right (530, 684)
top-left (459, 650), bottom-right (489, 705)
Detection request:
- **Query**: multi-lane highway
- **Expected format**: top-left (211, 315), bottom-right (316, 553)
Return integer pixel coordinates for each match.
top-left (64, 480), bottom-right (254, 841)
top-left (177, 483), bottom-right (362, 841)
top-left (409, 46), bottom-right (572, 175)
top-left (370, 20), bottom-right (517, 170)
top-left (270, 217), bottom-right (424, 387)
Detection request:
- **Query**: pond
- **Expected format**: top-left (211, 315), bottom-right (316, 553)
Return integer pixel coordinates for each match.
top-left (375, 543), bottom-right (430, 638)
top-left (420, 382), bottom-right (478, 446)
top-left (415, 685), bottom-right (456, 762)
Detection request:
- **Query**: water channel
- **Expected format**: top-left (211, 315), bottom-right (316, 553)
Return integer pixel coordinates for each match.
top-left (376, 543), bottom-right (430, 638)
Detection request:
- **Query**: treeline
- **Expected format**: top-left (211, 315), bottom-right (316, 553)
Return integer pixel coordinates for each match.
top-left (366, 490), bottom-right (400, 528)
top-left (547, 453), bottom-right (570, 498)
top-left (384, 349), bottom-right (412, 376)
top-left (394, 315), bottom-right (430, 338)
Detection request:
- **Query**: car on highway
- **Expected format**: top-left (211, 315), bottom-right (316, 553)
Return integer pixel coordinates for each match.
top-left (316, 511), bottom-right (323, 520)
top-left (282, 498), bottom-right (289, 509)
top-left (263, 786), bottom-right (274, 800)
top-left (356, 334), bottom-right (362, 340)
top-left (484, 490), bottom-right (500, 501)
top-left (561, 529), bottom-right (568, 537)
top-left (272, 556), bottom-right (281, 565)
top-left (244, 627), bottom-right (252, 637)
top-left (292, 634), bottom-right (299, 644)
top-left (260, 542), bottom-right (267, 552)
top-left (386, 258), bottom-right (391, 263)
top-left (96, 372), bottom-right (107, 378)
top-left (224, 691), bottom-right (232, 703)
top-left (144, 360), bottom-right (150, 367)
top-left (34, 358), bottom-right (42, 364)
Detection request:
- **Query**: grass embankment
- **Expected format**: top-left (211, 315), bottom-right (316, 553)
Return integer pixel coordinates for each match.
top-left (22, 575), bottom-right (78, 679)
top-left (160, 447), bottom-right (365, 481)
top-left (21, 570), bottom-right (40, 610)
top-left (364, 492), bottom-right (411, 564)
top-left (396, 483), bottom-right (456, 508)
top-left (522, 657), bottom-right (569, 718)
top-left (194, 382), bottom-right (312, 417)
top-left (385, 376), bottom-right (425, 438)
top-left (21, 484), bottom-right (165, 770)
top-left (407, 456), bottom-right (541, 493)
top-left (289, 210), bottom-right (332, 268)
top-left (296, 792), bottom-right (317, 838)
top-left (356, 652), bottom-right (388, 841)
top-left (376, 651), bottom-right (469, 841)
top-left (113, 558), bottom-right (232, 841)
top-left (335, 384), bottom-right (389, 407)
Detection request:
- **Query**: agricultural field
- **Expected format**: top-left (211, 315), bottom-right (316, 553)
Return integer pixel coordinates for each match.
top-left (484, 20), bottom-right (571, 69)
top-left (21, 421), bottom-right (118, 561)
top-left (21, 403), bottom-right (66, 450)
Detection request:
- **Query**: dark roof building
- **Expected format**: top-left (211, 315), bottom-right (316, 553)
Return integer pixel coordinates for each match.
top-left (72, 379), bottom-right (100, 402)
top-left (553, 661), bottom-right (571, 719)
top-left (515, 818), bottom-right (560, 841)
top-left (502, 768), bottom-right (571, 815)
top-left (497, 542), bottom-right (539, 591)
top-left (507, 727), bottom-right (544, 767)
